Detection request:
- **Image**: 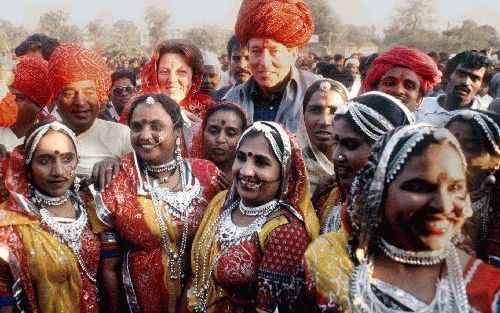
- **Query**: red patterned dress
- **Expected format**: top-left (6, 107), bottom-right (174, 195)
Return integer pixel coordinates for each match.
top-left (96, 152), bottom-right (220, 312)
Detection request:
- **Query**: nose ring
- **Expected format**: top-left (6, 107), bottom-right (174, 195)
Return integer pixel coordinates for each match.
top-left (337, 154), bottom-right (346, 161)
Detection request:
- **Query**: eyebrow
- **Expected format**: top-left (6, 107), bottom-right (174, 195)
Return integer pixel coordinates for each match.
top-left (456, 68), bottom-right (482, 80)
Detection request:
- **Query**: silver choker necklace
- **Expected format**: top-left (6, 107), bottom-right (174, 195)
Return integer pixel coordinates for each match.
top-left (378, 238), bottom-right (449, 266)
top-left (143, 159), bottom-right (177, 173)
top-left (239, 199), bottom-right (278, 216)
top-left (33, 189), bottom-right (70, 206)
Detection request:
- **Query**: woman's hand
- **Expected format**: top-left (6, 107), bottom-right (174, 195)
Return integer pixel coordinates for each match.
top-left (91, 158), bottom-right (120, 191)
top-left (217, 171), bottom-right (232, 190)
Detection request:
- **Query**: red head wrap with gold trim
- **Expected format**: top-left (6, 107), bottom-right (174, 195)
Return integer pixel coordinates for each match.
top-left (362, 46), bottom-right (442, 94)
top-left (48, 43), bottom-right (111, 102)
top-left (11, 56), bottom-right (50, 108)
top-left (235, 0), bottom-right (314, 48)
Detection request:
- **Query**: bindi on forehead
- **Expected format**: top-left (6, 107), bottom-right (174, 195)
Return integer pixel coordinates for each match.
top-left (437, 173), bottom-right (448, 183)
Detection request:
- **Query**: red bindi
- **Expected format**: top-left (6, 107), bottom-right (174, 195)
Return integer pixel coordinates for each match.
top-left (437, 173), bottom-right (448, 183)
top-left (54, 150), bottom-right (60, 155)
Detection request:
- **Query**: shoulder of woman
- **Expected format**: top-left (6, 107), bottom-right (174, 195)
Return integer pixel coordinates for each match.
top-left (258, 210), bottom-right (309, 252)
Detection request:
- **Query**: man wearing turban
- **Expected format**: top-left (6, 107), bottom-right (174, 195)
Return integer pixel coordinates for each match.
top-left (48, 43), bottom-right (132, 176)
top-left (361, 46), bottom-right (442, 111)
top-left (223, 0), bottom-right (322, 134)
top-left (0, 56), bottom-right (51, 152)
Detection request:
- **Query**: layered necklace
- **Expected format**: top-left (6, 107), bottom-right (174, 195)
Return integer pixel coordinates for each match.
top-left (32, 191), bottom-right (96, 283)
top-left (143, 160), bottom-right (202, 281)
top-left (190, 199), bottom-right (279, 311)
top-left (470, 187), bottom-right (492, 248)
top-left (350, 241), bottom-right (469, 312)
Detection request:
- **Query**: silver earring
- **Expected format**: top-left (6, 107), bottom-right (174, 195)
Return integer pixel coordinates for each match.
top-left (73, 176), bottom-right (81, 192)
top-left (175, 135), bottom-right (182, 162)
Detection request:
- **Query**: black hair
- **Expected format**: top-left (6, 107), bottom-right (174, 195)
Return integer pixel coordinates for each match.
top-left (226, 35), bottom-right (243, 57)
top-left (443, 50), bottom-right (494, 86)
top-left (359, 53), bottom-right (379, 80)
top-left (15, 33), bottom-right (60, 61)
top-left (238, 123), bottom-right (285, 160)
top-left (302, 79), bottom-right (349, 112)
top-left (333, 53), bottom-right (344, 62)
top-left (111, 69), bottom-right (137, 87)
top-left (204, 102), bottom-right (247, 131)
top-left (318, 64), bottom-right (355, 90)
top-left (127, 93), bottom-right (183, 129)
top-left (334, 93), bottom-right (412, 144)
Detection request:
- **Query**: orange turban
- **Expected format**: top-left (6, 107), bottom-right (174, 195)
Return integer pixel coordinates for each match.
top-left (362, 46), bottom-right (442, 94)
top-left (48, 43), bottom-right (111, 102)
top-left (235, 0), bottom-right (314, 48)
top-left (11, 56), bottom-right (50, 108)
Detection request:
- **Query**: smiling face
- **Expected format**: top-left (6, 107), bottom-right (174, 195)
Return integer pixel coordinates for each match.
top-left (199, 65), bottom-right (221, 95)
top-left (157, 52), bottom-right (193, 103)
top-left (30, 130), bottom-right (78, 197)
top-left (248, 38), bottom-right (297, 94)
top-left (230, 47), bottom-right (251, 84)
top-left (304, 89), bottom-right (345, 157)
top-left (382, 142), bottom-right (468, 252)
top-left (203, 109), bottom-right (244, 166)
top-left (57, 80), bottom-right (100, 135)
top-left (129, 102), bottom-right (176, 165)
top-left (376, 66), bottom-right (423, 111)
top-left (110, 77), bottom-right (136, 115)
top-left (232, 133), bottom-right (281, 207)
top-left (445, 63), bottom-right (486, 109)
top-left (332, 117), bottom-right (372, 191)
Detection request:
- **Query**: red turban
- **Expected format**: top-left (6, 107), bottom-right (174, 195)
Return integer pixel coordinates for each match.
top-left (235, 0), bottom-right (314, 48)
top-left (11, 56), bottom-right (50, 108)
top-left (48, 43), bottom-right (111, 102)
top-left (362, 46), bottom-right (442, 94)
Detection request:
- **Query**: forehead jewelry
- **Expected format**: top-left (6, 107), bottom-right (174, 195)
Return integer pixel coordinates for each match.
top-left (145, 96), bottom-right (155, 105)
top-left (319, 81), bottom-right (331, 92)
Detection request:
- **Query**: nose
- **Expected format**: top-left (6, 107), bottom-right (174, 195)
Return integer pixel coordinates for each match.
top-left (318, 111), bottom-right (333, 126)
top-left (139, 126), bottom-right (154, 141)
top-left (51, 160), bottom-right (64, 176)
top-left (260, 49), bottom-right (273, 67)
top-left (430, 189), bottom-right (454, 215)
top-left (73, 90), bottom-right (86, 107)
top-left (239, 159), bottom-right (255, 177)
top-left (215, 133), bottom-right (226, 144)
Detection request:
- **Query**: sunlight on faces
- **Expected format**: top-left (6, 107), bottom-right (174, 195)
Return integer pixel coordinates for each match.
top-left (157, 53), bottom-right (193, 103)
top-left (57, 80), bottom-right (100, 135)
top-left (232, 133), bottom-right (281, 207)
top-left (31, 131), bottom-right (78, 198)
top-left (248, 38), bottom-right (298, 93)
top-left (129, 102), bottom-right (176, 166)
top-left (332, 118), bottom-right (372, 190)
top-left (377, 67), bottom-right (422, 111)
top-left (304, 90), bottom-right (346, 156)
top-left (382, 142), bottom-right (468, 252)
top-left (203, 110), bottom-right (244, 165)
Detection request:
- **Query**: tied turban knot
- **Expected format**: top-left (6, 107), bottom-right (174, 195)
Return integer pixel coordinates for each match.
top-left (11, 56), bottom-right (51, 108)
top-left (362, 46), bottom-right (442, 94)
top-left (235, 0), bottom-right (314, 48)
top-left (48, 43), bottom-right (111, 102)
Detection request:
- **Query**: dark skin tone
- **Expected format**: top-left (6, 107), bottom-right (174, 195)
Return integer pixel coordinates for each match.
top-left (441, 64), bottom-right (486, 110)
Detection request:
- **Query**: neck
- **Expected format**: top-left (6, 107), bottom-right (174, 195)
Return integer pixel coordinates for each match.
top-left (217, 160), bottom-right (233, 178)
top-left (441, 95), bottom-right (473, 111)
top-left (372, 252), bottom-right (443, 280)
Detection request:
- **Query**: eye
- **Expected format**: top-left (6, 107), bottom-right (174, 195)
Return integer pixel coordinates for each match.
top-left (63, 90), bottom-right (76, 99)
top-left (401, 179), bottom-right (435, 193)
top-left (84, 89), bottom-right (96, 97)
top-left (344, 140), bottom-right (360, 151)
top-left (226, 129), bottom-right (238, 137)
top-left (150, 122), bottom-right (164, 132)
top-left (36, 156), bottom-right (52, 165)
top-left (130, 122), bottom-right (142, 132)
top-left (235, 151), bottom-right (246, 162)
top-left (449, 182), bottom-right (465, 192)
top-left (63, 154), bottom-right (74, 163)
top-left (254, 155), bottom-right (271, 167)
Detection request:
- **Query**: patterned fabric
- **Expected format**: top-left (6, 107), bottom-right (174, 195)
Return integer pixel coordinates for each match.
top-left (0, 93), bottom-right (17, 127)
top-left (48, 43), bottom-right (111, 102)
top-left (187, 125), bottom-right (319, 312)
top-left (361, 46), bottom-right (442, 94)
top-left (0, 146), bottom-right (101, 313)
top-left (235, 0), bottom-right (314, 48)
top-left (191, 101), bottom-right (248, 160)
top-left (11, 56), bottom-right (51, 108)
top-left (303, 230), bottom-right (500, 312)
top-left (97, 152), bottom-right (220, 312)
top-left (139, 55), bottom-right (212, 116)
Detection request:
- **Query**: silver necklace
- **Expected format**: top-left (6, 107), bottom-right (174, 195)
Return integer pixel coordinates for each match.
top-left (239, 199), bottom-right (278, 216)
top-left (350, 247), bottom-right (469, 313)
top-left (143, 159), bottom-right (177, 173)
top-left (144, 166), bottom-right (198, 280)
top-left (321, 201), bottom-right (343, 234)
top-left (33, 188), bottom-right (70, 206)
top-left (378, 238), bottom-right (449, 266)
top-left (38, 199), bottom-right (96, 283)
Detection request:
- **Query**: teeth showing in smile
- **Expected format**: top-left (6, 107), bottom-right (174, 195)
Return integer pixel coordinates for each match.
top-left (426, 219), bottom-right (451, 234)
top-left (239, 178), bottom-right (261, 190)
top-left (141, 144), bottom-right (156, 149)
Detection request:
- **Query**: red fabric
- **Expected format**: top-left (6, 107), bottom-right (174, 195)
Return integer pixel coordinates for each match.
top-left (0, 93), bottom-right (18, 127)
top-left (191, 101), bottom-right (249, 160)
top-left (235, 0), bottom-right (314, 48)
top-left (464, 257), bottom-right (500, 313)
top-left (1, 146), bottom-right (100, 313)
top-left (48, 43), bottom-right (111, 103)
top-left (100, 153), bottom-right (221, 311)
top-left (362, 46), bottom-right (442, 94)
top-left (10, 56), bottom-right (50, 108)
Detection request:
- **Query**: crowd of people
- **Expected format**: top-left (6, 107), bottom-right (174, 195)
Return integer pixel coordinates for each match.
top-left (0, 0), bottom-right (499, 312)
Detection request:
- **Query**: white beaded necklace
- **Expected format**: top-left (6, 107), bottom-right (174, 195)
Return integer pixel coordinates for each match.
top-left (238, 199), bottom-right (278, 216)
